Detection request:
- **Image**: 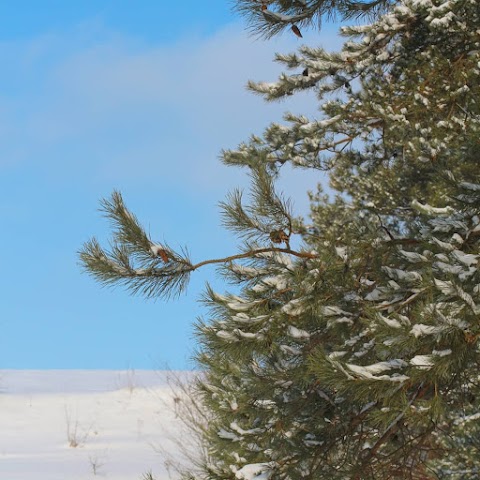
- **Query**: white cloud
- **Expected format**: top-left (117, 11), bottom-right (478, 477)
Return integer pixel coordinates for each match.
top-left (1, 21), bottom-right (341, 211)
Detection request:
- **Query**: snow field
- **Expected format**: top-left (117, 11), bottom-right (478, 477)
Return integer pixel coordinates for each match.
top-left (0, 370), bottom-right (190, 480)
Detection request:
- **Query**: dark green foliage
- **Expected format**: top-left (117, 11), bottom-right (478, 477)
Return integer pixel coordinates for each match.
top-left (79, 191), bottom-right (193, 299)
top-left (233, 0), bottom-right (394, 38)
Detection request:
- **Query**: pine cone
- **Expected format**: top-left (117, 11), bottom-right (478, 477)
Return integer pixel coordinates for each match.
top-left (151, 245), bottom-right (169, 263)
top-left (291, 25), bottom-right (303, 38)
top-left (270, 230), bottom-right (289, 244)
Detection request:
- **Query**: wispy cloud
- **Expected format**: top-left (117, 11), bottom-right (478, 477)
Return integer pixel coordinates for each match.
top-left (1, 21), bottom-right (341, 206)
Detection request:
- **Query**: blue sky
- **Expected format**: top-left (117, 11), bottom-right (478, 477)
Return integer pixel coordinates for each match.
top-left (0, 1), bottom-right (339, 370)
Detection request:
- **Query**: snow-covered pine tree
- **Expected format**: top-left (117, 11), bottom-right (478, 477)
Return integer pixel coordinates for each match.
top-left (80, 1), bottom-right (480, 478)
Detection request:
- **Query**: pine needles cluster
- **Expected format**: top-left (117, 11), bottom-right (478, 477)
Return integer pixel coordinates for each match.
top-left (81, 0), bottom-right (480, 478)
top-left (233, 0), bottom-right (394, 38)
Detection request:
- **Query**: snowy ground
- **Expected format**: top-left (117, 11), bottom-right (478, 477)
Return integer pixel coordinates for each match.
top-left (0, 370), bottom-right (193, 480)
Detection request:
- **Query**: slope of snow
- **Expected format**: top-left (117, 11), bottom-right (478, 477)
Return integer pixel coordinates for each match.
top-left (0, 370), bottom-right (194, 480)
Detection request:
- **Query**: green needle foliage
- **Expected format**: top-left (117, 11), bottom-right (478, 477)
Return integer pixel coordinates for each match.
top-left (80, 0), bottom-right (480, 478)
top-left (233, 0), bottom-right (394, 38)
top-left (80, 190), bottom-right (194, 300)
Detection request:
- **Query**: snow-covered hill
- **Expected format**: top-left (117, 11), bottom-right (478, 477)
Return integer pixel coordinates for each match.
top-left (0, 370), bottom-right (191, 480)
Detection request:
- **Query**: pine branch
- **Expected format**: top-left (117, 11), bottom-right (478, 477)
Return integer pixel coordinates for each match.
top-left (192, 246), bottom-right (317, 270)
top-left (79, 191), bottom-right (316, 300)
top-left (79, 238), bottom-right (193, 300)
top-left (100, 190), bottom-right (152, 259)
top-left (353, 381), bottom-right (428, 479)
top-left (221, 164), bottom-right (294, 246)
top-left (81, 240), bottom-right (316, 299)
top-left (233, 0), bottom-right (393, 39)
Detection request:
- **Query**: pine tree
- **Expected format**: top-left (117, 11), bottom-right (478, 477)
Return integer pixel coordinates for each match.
top-left (80, 0), bottom-right (480, 478)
